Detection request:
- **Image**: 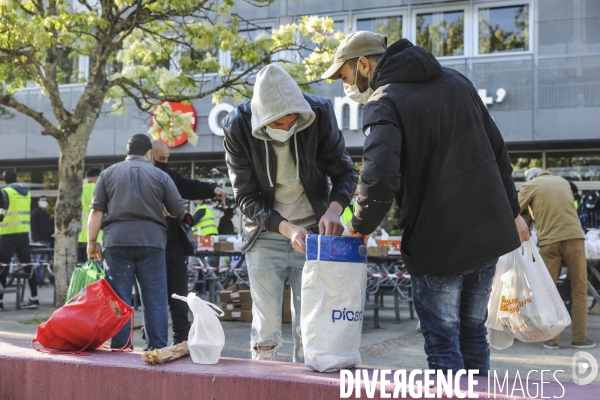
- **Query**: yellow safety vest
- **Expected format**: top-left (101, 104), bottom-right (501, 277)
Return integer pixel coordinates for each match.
top-left (341, 206), bottom-right (353, 236)
top-left (78, 182), bottom-right (103, 243)
top-left (0, 187), bottom-right (31, 235)
top-left (193, 204), bottom-right (218, 235)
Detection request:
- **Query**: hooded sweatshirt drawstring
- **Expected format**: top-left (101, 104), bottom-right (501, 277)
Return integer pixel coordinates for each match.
top-left (294, 132), bottom-right (299, 180)
top-left (265, 141), bottom-right (274, 187)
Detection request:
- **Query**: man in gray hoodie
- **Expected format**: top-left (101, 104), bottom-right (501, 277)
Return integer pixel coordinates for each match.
top-left (223, 64), bottom-right (358, 362)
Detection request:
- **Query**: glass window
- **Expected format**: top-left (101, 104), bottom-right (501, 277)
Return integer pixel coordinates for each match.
top-left (546, 151), bottom-right (600, 181)
top-left (169, 162), bottom-right (192, 178)
top-left (509, 152), bottom-right (543, 182)
top-left (416, 10), bottom-right (464, 57)
top-left (478, 5), bottom-right (529, 54)
top-left (57, 48), bottom-right (80, 84)
top-left (232, 28), bottom-right (272, 71)
top-left (357, 16), bottom-right (403, 45)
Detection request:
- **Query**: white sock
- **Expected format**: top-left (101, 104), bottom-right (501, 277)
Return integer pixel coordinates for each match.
top-left (30, 296), bottom-right (38, 301)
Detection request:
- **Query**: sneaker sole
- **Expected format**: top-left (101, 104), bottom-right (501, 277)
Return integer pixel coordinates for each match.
top-left (572, 344), bottom-right (596, 349)
top-left (543, 345), bottom-right (559, 349)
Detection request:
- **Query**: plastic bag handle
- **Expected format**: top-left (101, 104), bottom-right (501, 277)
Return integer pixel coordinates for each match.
top-left (172, 293), bottom-right (225, 317)
top-left (522, 239), bottom-right (540, 263)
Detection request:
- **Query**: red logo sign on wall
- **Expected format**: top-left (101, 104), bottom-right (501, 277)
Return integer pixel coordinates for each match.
top-left (151, 102), bottom-right (197, 148)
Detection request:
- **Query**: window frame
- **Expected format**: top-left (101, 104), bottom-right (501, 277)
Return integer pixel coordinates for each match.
top-left (473, 0), bottom-right (534, 58)
top-left (409, 2), bottom-right (471, 60)
top-left (351, 8), bottom-right (408, 44)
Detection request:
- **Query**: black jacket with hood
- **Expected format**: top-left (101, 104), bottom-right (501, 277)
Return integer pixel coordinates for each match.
top-left (223, 65), bottom-right (358, 253)
top-left (352, 39), bottom-right (521, 276)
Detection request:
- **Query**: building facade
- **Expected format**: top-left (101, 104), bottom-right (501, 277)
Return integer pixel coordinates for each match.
top-left (1, 0), bottom-right (599, 231)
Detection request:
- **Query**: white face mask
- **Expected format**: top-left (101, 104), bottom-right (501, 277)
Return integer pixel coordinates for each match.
top-left (38, 201), bottom-right (48, 209)
top-left (265, 123), bottom-right (297, 143)
top-left (344, 65), bottom-right (374, 104)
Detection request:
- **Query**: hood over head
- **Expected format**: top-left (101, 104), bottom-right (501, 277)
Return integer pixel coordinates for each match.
top-left (8, 183), bottom-right (29, 196)
top-left (251, 64), bottom-right (315, 140)
top-left (373, 39), bottom-right (442, 89)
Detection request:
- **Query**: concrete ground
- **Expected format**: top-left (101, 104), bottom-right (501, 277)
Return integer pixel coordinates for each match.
top-left (1, 284), bottom-right (599, 387)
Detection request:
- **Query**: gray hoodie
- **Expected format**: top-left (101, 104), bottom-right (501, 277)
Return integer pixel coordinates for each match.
top-left (250, 65), bottom-right (317, 228)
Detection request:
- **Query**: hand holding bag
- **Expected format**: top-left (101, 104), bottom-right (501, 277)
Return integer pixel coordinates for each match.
top-left (33, 279), bottom-right (134, 354)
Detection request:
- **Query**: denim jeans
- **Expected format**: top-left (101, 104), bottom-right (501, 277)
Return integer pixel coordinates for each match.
top-left (246, 230), bottom-right (312, 363)
top-left (103, 246), bottom-right (168, 350)
top-left (31, 241), bottom-right (51, 285)
top-left (411, 259), bottom-right (498, 373)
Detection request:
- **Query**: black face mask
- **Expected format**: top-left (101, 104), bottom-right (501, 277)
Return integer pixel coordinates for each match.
top-left (154, 159), bottom-right (168, 171)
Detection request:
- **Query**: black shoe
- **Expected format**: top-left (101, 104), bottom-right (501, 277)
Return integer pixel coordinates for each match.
top-left (21, 299), bottom-right (40, 309)
top-left (0, 302), bottom-right (4, 311)
top-left (572, 339), bottom-right (596, 349)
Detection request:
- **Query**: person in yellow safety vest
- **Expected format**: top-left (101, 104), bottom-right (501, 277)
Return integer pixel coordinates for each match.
top-left (0, 169), bottom-right (39, 310)
top-left (78, 167), bottom-right (103, 264)
top-left (192, 199), bottom-right (218, 236)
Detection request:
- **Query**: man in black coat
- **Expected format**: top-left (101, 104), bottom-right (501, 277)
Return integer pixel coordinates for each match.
top-left (152, 140), bottom-right (227, 344)
top-left (323, 32), bottom-right (530, 373)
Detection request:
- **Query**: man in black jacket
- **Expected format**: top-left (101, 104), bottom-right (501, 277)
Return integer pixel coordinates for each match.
top-left (223, 64), bottom-right (358, 362)
top-left (152, 140), bottom-right (227, 345)
top-left (324, 32), bottom-right (530, 373)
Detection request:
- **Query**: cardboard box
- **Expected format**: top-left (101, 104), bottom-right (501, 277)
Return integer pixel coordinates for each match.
top-left (282, 286), bottom-right (292, 323)
top-left (377, 238), bottom-right (402, 254)
top-left (219, 283), bottom-right (252, 303)
top-left (367, 246), bottom-right (388, 257)
top-left (220, 310), bottom-right (252, 322)
top-left (223, 300), bottom-right (252, 311)
top-left (283, 312), bottom-right (292, 324)
top-left (213, 242), bottom-right (234, 252)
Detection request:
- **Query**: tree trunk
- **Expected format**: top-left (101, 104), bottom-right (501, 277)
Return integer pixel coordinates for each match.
top-left (53, 132), bottom-right (90, 306)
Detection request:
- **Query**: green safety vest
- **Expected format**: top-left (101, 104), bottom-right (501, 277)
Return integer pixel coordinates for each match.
top-left (341, 206), bottom-right (353, 236)
top-left (0, 187), bottom-right (31, 235)
top-left (193, 204), bottom-right (218, 235)
top-left (78, 182), bottom-right (103, 243)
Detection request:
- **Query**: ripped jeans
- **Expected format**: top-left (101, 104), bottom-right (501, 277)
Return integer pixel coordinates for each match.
top-left (245, 230), bottom-right (309, 363)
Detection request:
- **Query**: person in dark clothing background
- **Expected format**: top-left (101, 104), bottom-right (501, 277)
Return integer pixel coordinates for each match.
top-left (0, 169), bottom-right (39, 310)
top-left (30, 194), bottom-right (54, 285)
top-left (30, 195), bottom-right (54, 246)
top-left (324, 32), bottom-right (530, 374)
top-left (218, 208), bottom-right (236, 235)
top-left (152, 140), bottom-right (228, 345)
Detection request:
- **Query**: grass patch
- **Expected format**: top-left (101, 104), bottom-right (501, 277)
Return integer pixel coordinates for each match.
top-left (18, 317), bottom-right (47, 325)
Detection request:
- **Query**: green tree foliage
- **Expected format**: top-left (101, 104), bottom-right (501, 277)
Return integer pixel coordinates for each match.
top-left (478, 6), bottom-right (528, 54)
top-left (0, 0), bottom-right (344, 304)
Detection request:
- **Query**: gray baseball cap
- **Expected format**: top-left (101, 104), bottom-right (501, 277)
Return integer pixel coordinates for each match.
top-left (321, 31), bottom-right (387, 80)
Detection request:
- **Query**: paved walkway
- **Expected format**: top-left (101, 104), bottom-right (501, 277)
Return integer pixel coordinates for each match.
top-left (1, 284), bottom-right (599, 390)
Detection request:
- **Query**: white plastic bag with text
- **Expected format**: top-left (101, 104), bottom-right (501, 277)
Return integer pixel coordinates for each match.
top-left (497, 240), bottom-right (571, 342)
top-left (301, 235), bottom-right (367, 372)
top-left (486, 254), bottom-right (515, 350)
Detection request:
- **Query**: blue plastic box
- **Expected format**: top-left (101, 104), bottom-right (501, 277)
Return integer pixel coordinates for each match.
top-left (305, 235), bottom-right (367, 263)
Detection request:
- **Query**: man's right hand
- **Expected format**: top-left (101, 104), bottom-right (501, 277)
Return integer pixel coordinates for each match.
top-left (279, 221), bottom-right (310, 254)
top-left (515, 215), bottom-right (530, 243)
top-left (87, 242), bottom-right (103, 261)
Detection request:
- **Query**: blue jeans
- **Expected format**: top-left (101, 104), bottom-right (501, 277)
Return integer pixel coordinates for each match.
top-left (411, 259), bottom-right (498, 373)
top-left (245, 230), bottom-right (307, 362)
top-left (31, 241), bottom-right (51, 285)
top-left (103, 246), bottom-right (168, 350)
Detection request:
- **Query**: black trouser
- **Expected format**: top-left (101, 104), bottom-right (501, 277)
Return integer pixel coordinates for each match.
top-left (0, 233), bottom-right (37, 300)
top-left (166, 241), bottom-right (190, 344)
top-left (77, 242), bottom-right (87, 264)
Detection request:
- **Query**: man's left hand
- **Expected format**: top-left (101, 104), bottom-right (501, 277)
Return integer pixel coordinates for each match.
top-left (347, 220), bottom-right (370, 245)
top-left (214, 187), bottom-right (228, 205)
top-left (318, 202), bottom-right (344, 236)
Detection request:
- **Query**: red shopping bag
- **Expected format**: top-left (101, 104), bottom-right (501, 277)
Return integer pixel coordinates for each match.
top-left (32, 279), bottom-right (133, 354)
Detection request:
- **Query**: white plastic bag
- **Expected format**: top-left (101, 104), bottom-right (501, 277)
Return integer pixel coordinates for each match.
top-left (172, 293), bottom-right (225, 364)
top-left (585, 229), bottom-right (600, 259)
top-left (301, 235), bottom-right (367, 372)
top-left (496, 240), bottom-right (571, 342)
top-left (486, 254), bottom-right (515, 350)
